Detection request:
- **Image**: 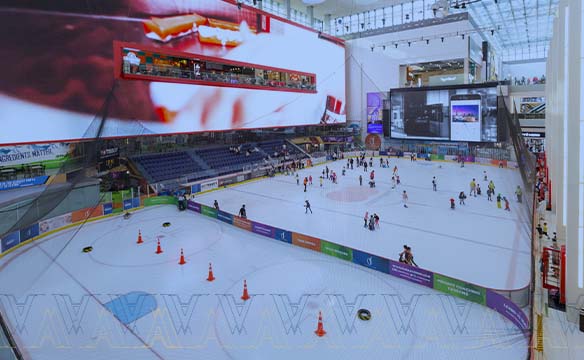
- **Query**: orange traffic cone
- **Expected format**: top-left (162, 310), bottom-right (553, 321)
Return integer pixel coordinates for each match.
top-left (241, 280), bottom-right (250, 301)
top-left (178, 248), bottom-right (186, 265)
top-left (155, 239), bottom-right (163, 254)
top-left (314, 311), bottom-right (326, 337)
top-left (137, 230), bottom-right (143, 244)
top-left (207, 263), bottom-right (215, 282)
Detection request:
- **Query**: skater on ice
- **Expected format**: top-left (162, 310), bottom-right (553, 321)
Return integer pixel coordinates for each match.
top-left (470, 179), bottom-right (476, 197)
top-left (483, 171), bottom-right (488, 181)
top-left (364, 211), bottom-right (369, 228)
top-left (309, 175), bottom-right (313, 185)
top-left (296, 173), bottom-right (300, 185)
top-left (459, 191), bottom-right (467, 205)
top-left (496, 194), bottom-right (502, 208)
top-left (396, 175), bottom-right (401, 185)
top-left (432, 176), bottom-right (437, 191)
top-left (214, 200), bottom-right (220, 210)
top-left (303, 177), bottom-right (308, 192)
top-left (391, 176), bottom-right (396, 189)
top-left (402, 191), bottom-right (409, 208)
top-left (239, 204), bottom-right (247, 218)
top-left (487, 187), bottom-right (493, 201)
top-left (320, 176), bottom-right (323, 187)
top-left (504, 197), bottom-right (510, 211)
top-left (359, 175), bottom-right (363, 186)
top-left (515, 186), bottom-right (522, 203)
top-left (374, 213), bottom-right (380, 229)
top-left (476, 183), bottom-right (482, 196)
top-left (304, 200), bottom-right (312, 214)
top-left (450, 198), bottom-right (455, 210)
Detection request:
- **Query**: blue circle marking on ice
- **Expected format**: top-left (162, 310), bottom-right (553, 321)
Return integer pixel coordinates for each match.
top-left (103, 291), bottom-right (157, 325)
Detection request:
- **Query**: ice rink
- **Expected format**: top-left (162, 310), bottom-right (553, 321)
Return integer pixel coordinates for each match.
top-left (196, 157), bottom-right (532, 291)
top-left (0, 205), bottom-right (528, 359)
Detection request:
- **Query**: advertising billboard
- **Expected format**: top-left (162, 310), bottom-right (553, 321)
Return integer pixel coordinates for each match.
top-left (389, 85), bottom-right (498, 142)
top-left (366, 92), bottom-right (384, 134)
top-left (0, 0), bottom-right (346, 146)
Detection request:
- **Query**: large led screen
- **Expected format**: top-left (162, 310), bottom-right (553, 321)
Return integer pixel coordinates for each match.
top-left (390, 85), bottom-right (498, 142)
top-left (0, 1), bottom-right (346, 145)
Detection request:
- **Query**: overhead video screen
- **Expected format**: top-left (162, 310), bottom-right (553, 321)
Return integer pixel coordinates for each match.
top-left (0, 0), bottom-right (346, 146)
top-left (389, 85), bottom-right (498, 142)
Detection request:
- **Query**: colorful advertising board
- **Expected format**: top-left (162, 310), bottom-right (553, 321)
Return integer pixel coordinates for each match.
top-left (0, 176), bottom-right (48, 192)
top-left (486, 290), bottom-right (529, 330)
top-left (352, 249), bottom-right (389, 274)
top-left (291, 232), bottom-right (320, 252)
top-left (252, 222), bottom-right (275, 238)
top-left (201, 205), bottom-right (218, 218)
top-left (0, 143), bottom-right (72, 167)
top-left (144, 196), bottom-right (178, 207)
top-left (389, 260), bottom-right (433, 288)
top-left (0, 0), bottom-right (346, 145)
top-left (39, 213), bottom-right (73, 234)
top-left (1, 231), bottom-right (20, 253)
top-left (273, 228), bottom-right (292, 244)
top-left (433, 273), bottom-right (486, 305)
top-left (320, 240), bottom-right (353, 261)
top-left (187, 200), bottom-right (201, 213)
top-left (217, 210), bottom-right (233, 224)
top-left (367, 92), bottom-right (384, 134)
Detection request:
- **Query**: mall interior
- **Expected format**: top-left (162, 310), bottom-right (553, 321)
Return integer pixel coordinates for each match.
top-left (0, 0), bottom-right (582, 359)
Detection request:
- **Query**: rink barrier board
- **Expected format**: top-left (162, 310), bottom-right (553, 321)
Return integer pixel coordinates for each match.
top-left (0, 201), bottom-right (531, 340)
top-left (0, 195), bottom-right (149, 259)
top-left (185, 200), bottom-right (530, 334)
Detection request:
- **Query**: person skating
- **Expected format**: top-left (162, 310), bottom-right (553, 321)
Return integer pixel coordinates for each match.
top-left (370, 170), bottom-right (375, 181)
top-left (405, 246), bottom-right (418, 267)
top-left (391, 176), bottom-right (396, 189)
top-left (504, 197), bottom-right (510, 211)
top-left (359, 175), bottom-right (363, 186)
top-left (364, 211), bottom-right (369, 228)
top-left (487, 187), bottom-right (493, 201)
top-left (374, 213), bottom-right (380, 229)
top-left (320, 176), bottom-right (323, 187)
top-left (399, 245), bottom-right (408, 263)
top-left (303, 177), bottom-right (308, 192)
top-left (368, 215), bottom-right (375, 231)
top-left (459, 191), bottom-right (466, 205)
top-left (496, 194), bottom-right (502, 209)
top-left (213, 200), bottom-right (219, 210)
top-left (483, 170), bottom-right (488, 181)
top-left (432, 176), bottom-right (437, 191)
top-left (402, 190), bottom-right (409, 208)
top-left (364, 162), bottom-right (368, 172)
top-left (476, 183), bottom-right (482, 196)
top-left (342, 167), bottom-right (346, 176)
top-left (536, 223), bottom-right (544, 239)
top-left (542, 222), bottom-right (550, 238)
top-left (396, 175), bottom-right (401, 185)
top-left (369, 159), bottom-right (373, 168)
top-left (305, 200), bottom-right (312, 214)
top-left (296, 173), bottom-right (299, 185)
top-left (450, 198), bottom-right (455, 210)
top-left (239, 204), bottom-right (247, 218)
top-left (470, 178), bottom-right (476, 197)
top-left (515, 186), bottom-right (522, 203)
top-left (393, 165), bottom-right (398, 176)
top-left (309, 175), bottom-right (313, 185)
top-left (326, 166), bottom-right (329, 178)
top-left (488, 180), bottom-right (495, 194)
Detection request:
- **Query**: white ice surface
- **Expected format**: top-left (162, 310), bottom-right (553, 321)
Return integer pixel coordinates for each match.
top-left (0, 205), bottom-right (528, 360)
top-left (195, 157), bottom-right (532, 290)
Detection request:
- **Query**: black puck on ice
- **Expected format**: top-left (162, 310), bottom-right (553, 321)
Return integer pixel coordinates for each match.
top-left (357, 309), bottom-right (371, 321)
top-left (162, 222), bottom-right (171, 227)
top-left (82, 246), bottom-right (93, 253)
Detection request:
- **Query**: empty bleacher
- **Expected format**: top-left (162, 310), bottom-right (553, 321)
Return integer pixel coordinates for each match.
top-left (131, 140), bottom-right (307, 185)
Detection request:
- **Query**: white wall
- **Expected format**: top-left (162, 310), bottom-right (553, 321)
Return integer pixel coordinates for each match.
top-left (345, 20), bottom-right (473, 132)
top-left (545, 0), bottom-right (584, 325)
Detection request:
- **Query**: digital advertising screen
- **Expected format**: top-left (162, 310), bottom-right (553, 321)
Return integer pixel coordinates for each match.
top-left (366, 92), bottom-right (384, 134)
top-left (389, 85), bottom-right (498, 142)
top-left (0, 1), bottom-right (346, 146)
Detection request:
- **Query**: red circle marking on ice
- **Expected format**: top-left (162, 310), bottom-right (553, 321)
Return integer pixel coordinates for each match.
top-left (326, 186), bottom-right (378, 202)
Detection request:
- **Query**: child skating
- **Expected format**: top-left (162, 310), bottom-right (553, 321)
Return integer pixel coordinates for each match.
top-left (450, 198), bottom-right (455, 210)
top-left (305, 200), bottom-right (312, 214)
top-left (504, 197), bottom-right (510, 211)
top-left (432, 177), bottom-right (437, 191)
top-left (402, 191), bottom-right (409, 208)
top-left (496, 194), bottom-right (502, 208)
